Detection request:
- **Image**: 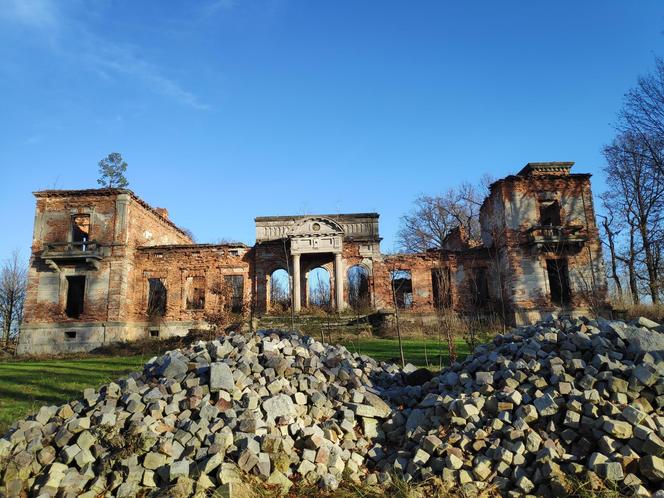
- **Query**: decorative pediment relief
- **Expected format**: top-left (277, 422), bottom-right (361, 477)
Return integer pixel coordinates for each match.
top-left (287, 217), bottom-right (344, 255)
top-left (289, 217), bottom-right (344, 238)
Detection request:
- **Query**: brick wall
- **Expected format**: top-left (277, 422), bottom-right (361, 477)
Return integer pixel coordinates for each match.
top-left (131, 245), bottom-right (251, 323)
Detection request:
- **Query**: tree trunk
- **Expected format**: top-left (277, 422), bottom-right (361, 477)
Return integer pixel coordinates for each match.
top-left (628, 228), bottom-right (640, 305)
top-left (601, 217), bottom-right (623, 298)
top-left (640, 227), bottom-right (660, 303)
top-left (390, 276), bottom-right (405, 368)
top-left (3, 291), bottom-right (14, 347)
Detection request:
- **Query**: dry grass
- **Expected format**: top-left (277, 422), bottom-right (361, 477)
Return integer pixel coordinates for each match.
top-left (617, 302), bottom-right (664, 323)
top-left (221, 474), bottom-right (496, 498)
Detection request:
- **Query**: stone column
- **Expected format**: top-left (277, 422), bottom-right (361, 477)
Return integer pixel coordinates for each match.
top-left (292, 254), bottom-right (301, 312)
top-left (334, 252), bottom-right (344, 311)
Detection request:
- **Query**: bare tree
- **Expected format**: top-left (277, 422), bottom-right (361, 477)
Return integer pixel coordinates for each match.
top-left (598, 193), bottom-right (623, 299)
top-left (0, 251), bottom-right (27, 348)
top-left (397, 181), bottom-right (487, 252)
top-left (309, 269), bottom-right (331, 309)
top-left (269, 271), bottom-right (290, 310)
top-left (430, 262), bottom-right (457, 366)
top-left (618, 57), bottom-right (664, 176)
top-left (603, 131), bottom-right (664, 303)
top-left (622, 218), bottom-right (641, 305)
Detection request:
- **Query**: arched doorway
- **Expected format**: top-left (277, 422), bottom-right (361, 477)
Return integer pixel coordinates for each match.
top-left (348, 265), bottom-right (370, 310)
top-left (308, 267), bottom-right (331, 309)
top-left (269, 268), bottom-right (290, 313)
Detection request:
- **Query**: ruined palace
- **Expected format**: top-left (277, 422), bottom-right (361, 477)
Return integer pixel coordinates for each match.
top-left (18, 162), bottom-right (608, 353)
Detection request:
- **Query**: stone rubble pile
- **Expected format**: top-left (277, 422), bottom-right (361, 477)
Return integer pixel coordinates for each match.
top-left (0, 316), bottom-right (663, 497)
top-left (0, 330), bottom-right (400, 497)
top-left (367, 316), bottom-right (664, 496)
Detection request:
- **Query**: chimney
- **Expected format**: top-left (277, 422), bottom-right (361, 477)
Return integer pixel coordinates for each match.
top-left (154, 207), bottom-right (169, 220)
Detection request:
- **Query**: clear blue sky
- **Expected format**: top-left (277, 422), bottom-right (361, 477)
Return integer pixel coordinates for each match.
top-left (1, 1), bottom-right (663, 260)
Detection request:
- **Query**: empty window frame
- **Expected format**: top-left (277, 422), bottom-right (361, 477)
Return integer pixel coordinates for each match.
top-left (539, 200), bottom-right (561, 227)
top-left (65, 275), bottom-right (86, 318)
top-left (71, 214), bottom-right (91, 250)
top-left (431, 267), bottom-right (452, 309)
top-left (224, 275), bottom-right (244, 313)
top-left (348, 265), bottom-right (370, 310)
top-left (147, 278), bottom-right (167, 317)
top-left (185, 276), bottom-right (206, 310)
top-left (470, 267), bottom-right (490, 307)
top-left (546, 258), bottom-right (571, 306)
top-left (391, 270), bottom-right (413, 310)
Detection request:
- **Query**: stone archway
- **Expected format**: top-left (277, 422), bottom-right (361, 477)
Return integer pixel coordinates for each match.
top-left (268, 268), bottom-right (290, 313)
top-left (288, 217), bottom-right (345, 312)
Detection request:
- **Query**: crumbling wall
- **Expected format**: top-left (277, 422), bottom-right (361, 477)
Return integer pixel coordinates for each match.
top-left (253, 242), bottom-right (291, 314)
top-left (126, 197), bottom-right (192, 248)
top-left (23, 193), bottom-right (119, 325)
top-left (485, 174), bottom-right (607, 319)
top-left (131, 245), bottom-right (251, 324)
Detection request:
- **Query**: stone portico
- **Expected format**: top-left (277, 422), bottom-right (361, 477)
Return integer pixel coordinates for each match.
top-left (253, 213), bottom-right (381, 313)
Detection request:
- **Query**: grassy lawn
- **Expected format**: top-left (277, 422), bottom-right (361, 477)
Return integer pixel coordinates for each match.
top-left (0, 337), bottom-right (473, 435)
top-left (342, 338), bottom-right (470, 367)
top-left (0, 355), bottom-right (150, 434)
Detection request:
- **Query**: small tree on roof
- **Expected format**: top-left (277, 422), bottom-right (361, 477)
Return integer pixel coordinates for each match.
top-left (97, 152), bottom-right (129, 188)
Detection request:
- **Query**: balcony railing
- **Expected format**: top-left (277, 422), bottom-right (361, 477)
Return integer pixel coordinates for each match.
top-left (525, 225), bottom-right (587, 248)
top-left (41, 240), bottom-right (104, 261)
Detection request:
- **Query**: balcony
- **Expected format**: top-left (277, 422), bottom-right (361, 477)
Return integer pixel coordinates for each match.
top-left (525, 225), bottom-right (587, 249)
top-left (41, 241), bottom-right (104, 270)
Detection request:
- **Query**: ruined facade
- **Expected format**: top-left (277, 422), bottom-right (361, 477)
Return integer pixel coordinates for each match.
top-left (19, 162), bottom-right (607, 353)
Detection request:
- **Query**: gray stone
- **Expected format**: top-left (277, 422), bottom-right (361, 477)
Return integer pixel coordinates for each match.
top-left (160, 355), bottom-right (189, 379)
top-left (266, 470), bottom-right (293, 493)
top-left (534, 394), bottom-right (558, 416)
top-left (597, 462), bottom-right (625, 481)
top-left (640, 455), bottom-right (664, 482)
top-left (603, 419), bottom-right (633, 440)
top-left (262, 394), bottom-right (296, 421)
top-left (210, 362), bottom-right (235, 391)
top-left (169, 460), bottom-right (190, 482)
top-left (475, 371), bottom-right (494, 385)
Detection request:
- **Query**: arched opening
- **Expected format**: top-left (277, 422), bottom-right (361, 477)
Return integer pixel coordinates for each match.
top-left (269, 269), bottom-right (290, 313)
top-left (348, 265), bottom-right (370, 311)
top-left (308, 267), bottom-right (331, 309)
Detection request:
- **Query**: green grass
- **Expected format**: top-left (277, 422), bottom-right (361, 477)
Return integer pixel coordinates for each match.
top-left (0, 355), bottom-right (150, 434)
top-left (342, 338), bottom-right (470, 368)
top-left (0, 337), bottom-right (475, 435)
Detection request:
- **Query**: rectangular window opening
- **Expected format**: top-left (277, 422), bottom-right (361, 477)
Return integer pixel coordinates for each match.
top-left (65, 275), bottom-right (86, 318)
top-left (224, 275), bottom-right (244, 313)
top-left (391, 270), bottom-right (413, 310)
top-left (471, 267), bottom-right (489, 307)
top-left (147, 278), bottom-right (167, 317)
top-left (432, 268), bottom-right (452, 310)
top-left (539, 200), bottom-right (561, 227)
top-left (71, 214), bottom-right (90, 250)
top-left (65, 331), bottom-right (77, 340)
top-left (150, 329), bottom-right (160, 338)
top-left (186, 276), bottom-right (206, 310)
top-left (547, 259), bottom-right (571, 306)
